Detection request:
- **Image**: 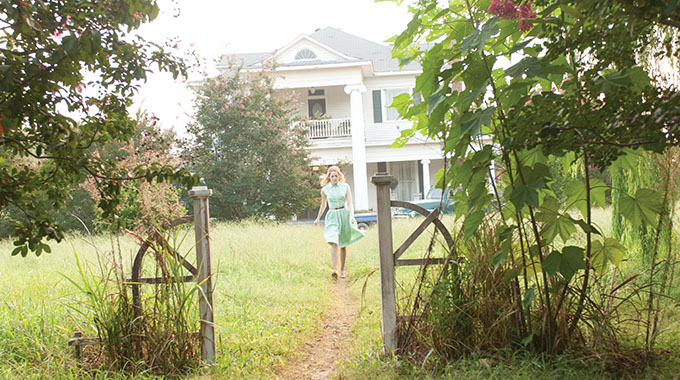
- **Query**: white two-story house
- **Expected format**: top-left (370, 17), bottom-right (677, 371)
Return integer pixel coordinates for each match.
top-left (218, 27), bottom-right (446, 211)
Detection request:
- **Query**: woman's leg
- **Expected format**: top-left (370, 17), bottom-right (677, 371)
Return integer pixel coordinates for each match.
top-left (339, 247), bottom-right (347, 278)
top-left (331, 243), bottom-right (339, 277)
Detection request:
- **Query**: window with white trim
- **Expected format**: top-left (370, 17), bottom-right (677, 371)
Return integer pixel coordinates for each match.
top-left (294, 48), bottom-right (317, 60)
top-left (384, 88), bottom-right (410, 121)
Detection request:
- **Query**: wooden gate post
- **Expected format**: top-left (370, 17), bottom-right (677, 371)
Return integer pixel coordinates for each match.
top-left (371, 172), bottom-right (398, 353)
top-left (189, 186), bottom-right (216, 364)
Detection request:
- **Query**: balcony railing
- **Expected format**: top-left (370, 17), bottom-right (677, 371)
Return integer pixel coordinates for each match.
top-left (296, 118), bottom-right (351, 139)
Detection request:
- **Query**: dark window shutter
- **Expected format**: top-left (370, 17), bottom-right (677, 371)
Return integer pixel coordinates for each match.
top-left (372, 90), bottom-right (382, 123)
top-left (378, 162), bottom-right (387, 172)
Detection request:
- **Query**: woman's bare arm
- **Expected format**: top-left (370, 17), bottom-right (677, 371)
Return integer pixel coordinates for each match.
top-left (345, 184), bottom-right (356, 223)
top-left (314, 189), bottom-right (327, 226)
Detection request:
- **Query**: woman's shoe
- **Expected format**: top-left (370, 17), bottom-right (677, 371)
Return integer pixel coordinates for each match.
top-left (331, 272), bottom-right (338, 280)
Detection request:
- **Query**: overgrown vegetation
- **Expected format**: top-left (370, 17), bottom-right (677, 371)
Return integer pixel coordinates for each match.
top-left (379, 0), bottom-right (680, 370)
top-left (63, 228), bottom-right (201, 376)
top-left (0, 221), bottom-right (337, 378)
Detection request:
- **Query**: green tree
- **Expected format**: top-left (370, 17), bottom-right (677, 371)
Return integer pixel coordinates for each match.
top-left (183, 66), bottom-right (316, 221)
top-left (389, 0), bottom-right (680, 354)
top-left (0, 1), bottom-right (197, 255)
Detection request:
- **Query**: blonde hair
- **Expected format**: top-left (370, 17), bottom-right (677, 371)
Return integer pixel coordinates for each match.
top-left (320, 165), bottom-right (345, 187)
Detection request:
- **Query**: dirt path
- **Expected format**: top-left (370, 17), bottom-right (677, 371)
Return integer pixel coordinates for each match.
top-left (276, 277), bottom-right (358, 380)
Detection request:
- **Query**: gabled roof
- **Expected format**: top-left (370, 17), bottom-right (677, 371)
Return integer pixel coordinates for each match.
top-left (218, 27), bottom-right (421, 73)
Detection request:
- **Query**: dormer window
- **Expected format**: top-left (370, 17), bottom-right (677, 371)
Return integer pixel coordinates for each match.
top-left (294, 48), bottom-right (317, 60)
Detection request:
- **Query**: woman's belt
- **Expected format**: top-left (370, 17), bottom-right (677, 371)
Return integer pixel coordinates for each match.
top-left (332, 206), bottom-right (345, 210)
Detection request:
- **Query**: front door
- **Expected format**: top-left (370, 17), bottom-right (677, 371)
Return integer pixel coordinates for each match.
top-left (390, 161), bottom-right (416, 201)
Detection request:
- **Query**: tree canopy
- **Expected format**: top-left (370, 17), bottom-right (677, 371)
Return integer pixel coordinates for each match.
top-left (182, 66), bottom-right (316, 221)
top-left (0, 0), bottom-right (197, 255)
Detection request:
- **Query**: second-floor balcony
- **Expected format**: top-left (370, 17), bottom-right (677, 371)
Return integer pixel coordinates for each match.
top-left (297, 118), bottom-right (351, 139)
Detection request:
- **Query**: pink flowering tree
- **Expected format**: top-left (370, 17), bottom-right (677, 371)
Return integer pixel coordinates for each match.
top-left (182, 64), bottom-right (316, 220)
top-left (388, 0), bottom-right (680, 356)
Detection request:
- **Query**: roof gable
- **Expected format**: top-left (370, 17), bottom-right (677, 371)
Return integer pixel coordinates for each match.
top-left (275, 35), bottom-right (356, 64)
top-left (219, 27), bottom-right (422, 73)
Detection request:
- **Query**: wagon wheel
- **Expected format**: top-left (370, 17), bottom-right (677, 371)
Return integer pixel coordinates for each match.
top-left (390, 200), bottom-right (454, 252)
top-left (129, 215), bottom-right (197, 318)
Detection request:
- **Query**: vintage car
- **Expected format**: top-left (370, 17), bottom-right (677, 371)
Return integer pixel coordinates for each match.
top-left (354, 212), bottom-right (377, 231)
top-left (392, 187), bottom-right (455, 218)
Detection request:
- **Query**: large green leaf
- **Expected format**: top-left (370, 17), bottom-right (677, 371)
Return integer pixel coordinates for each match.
top-left (536, 197), bottom-right (577, 243)
top-left (460, 106), bottom-right (495, 137)
top-left (427, 89), bottom-right (446, 115)
top-left (543, 250), bottom-right (562, 277)
top-left (464, 209), bottom-right (485, 240)
top-left (505, 57), bottom-right (544, 79)
top-left (508, 184), bottom-right (539, 209)
top-left (564, 178), bottom-right (607, 218)
top-left (561, 246), bottom-right (585, 280)
top-left (611, 148), bottom-right (645, 171)
top-left (619, 188), bottom-right (663, 227)
top-left (523, 162), bottom-right (551, 190)
top-left (596, 67), bottom-right (651, 94)
top-left (541, 245), bottom-right (585, 280)
top-left (460, 17), bottom-right (499, 54)
top-left (590, 238), bottom-right (625, 273)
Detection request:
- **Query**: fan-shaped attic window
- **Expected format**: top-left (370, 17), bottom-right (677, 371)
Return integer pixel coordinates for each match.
top-left (294, 48), bottom-right (317, 60)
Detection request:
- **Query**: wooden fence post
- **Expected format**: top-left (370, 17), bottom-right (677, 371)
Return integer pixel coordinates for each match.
top-left (371, 172), bottom-right (398, 353)
top-left (189, 186), bottom-right (216, 364)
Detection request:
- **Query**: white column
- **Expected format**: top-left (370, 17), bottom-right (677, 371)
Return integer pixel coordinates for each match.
top-left (344, 84), bottom-right (368, 210)
top-left (421, 159), bottom-right (431, 196)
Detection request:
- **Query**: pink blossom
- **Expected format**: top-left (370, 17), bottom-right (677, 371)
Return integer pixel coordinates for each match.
top-left (519, 2), bottom-right (536, 18)
top-left (489, 0), bottom-right (536, 32)
top-left (75, 83), bottom-right (85, 92)
top-left (519, 2), bottom-right (537, 32)
top-left (488, 0), bottom-right (518, 18)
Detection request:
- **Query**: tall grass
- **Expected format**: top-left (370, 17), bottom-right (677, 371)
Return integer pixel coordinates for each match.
top-left (0, 220), bottom-right (343, 379)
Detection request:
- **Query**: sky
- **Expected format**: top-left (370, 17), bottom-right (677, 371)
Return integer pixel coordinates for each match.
top-left (132, 0), bottom-right (414, 134)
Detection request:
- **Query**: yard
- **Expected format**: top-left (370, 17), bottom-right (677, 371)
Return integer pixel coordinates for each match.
top-left (1, 212), bottom-right (678, 379)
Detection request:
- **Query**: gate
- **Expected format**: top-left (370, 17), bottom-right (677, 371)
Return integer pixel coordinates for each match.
top-left (371, 173), bottom-right (454, 353)
top-left (69, 186), bottom-right (216, 365)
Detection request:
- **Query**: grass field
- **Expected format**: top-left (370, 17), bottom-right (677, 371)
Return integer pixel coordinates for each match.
top-left (0, 213), bottom-right (678, 379)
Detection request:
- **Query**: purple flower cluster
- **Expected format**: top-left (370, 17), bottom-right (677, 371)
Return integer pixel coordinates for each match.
top-left (488, 0), bottom-right (537, 32)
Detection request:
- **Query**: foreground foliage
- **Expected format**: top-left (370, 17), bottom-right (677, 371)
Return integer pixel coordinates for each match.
top-left (388, 0), bottom-right (680, 357)
top-left (0, 0), bottom-right (196, 255)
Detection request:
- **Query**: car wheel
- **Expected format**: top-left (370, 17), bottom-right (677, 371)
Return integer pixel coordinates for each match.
top-left (357, 222), bottom-right (369, 231)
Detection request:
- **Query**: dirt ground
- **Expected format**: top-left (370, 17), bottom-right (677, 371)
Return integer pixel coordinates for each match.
top-left (275, 277), bottom-right (358, 380)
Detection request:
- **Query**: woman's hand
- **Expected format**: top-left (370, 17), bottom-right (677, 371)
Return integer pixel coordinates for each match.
top-left (314, 218), bottom-right (320, 226)
top-left (350, 216), bottom-right (356, 224)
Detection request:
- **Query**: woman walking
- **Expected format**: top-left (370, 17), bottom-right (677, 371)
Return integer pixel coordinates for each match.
top-left (314, 166), bottom-right (364, 279)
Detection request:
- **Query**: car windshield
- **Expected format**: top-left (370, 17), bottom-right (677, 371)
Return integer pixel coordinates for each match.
top-left (426, 188), bottom-right (443, 200)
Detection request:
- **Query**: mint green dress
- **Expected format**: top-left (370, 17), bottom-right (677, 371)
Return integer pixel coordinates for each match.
top-left (322, 182), bottom-right (364, 248)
